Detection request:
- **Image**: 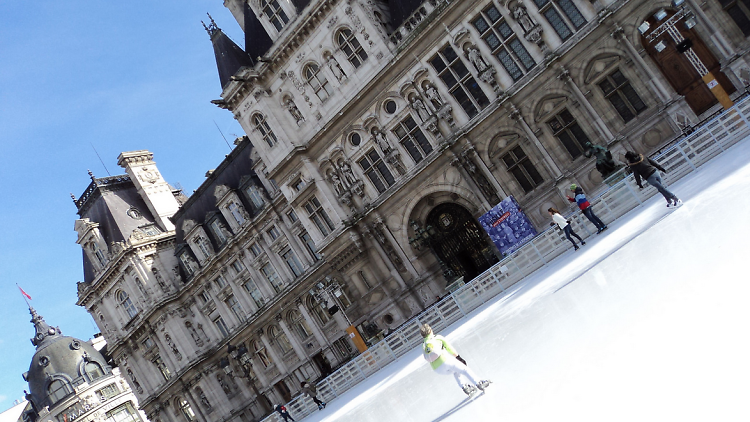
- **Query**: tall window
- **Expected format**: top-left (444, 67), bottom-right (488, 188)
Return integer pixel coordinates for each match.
top-left (85, 361), bottom-right (105, 381)
top-left (210, 219), bottom-right (228, 245)
top-left (246, 185), bottom-right (265, 210)
top-left (260, 0), bottom-right (289, 31)
top-left (533, 0), bottom-right (586, 41)
top-left (598, 69), bottom-right (647, 123)
top-left (303, 196), bottom-right (336, 236)
top-left (282, 249), bottom-right (304, 277)
top-left (105, 402), bottom-right (140, 422)
top-left (309, 295), bottom-right (330, 325)
top-left (243, 278), bottom-right (265, 308)
top-left (227, 202), bottom-right (246, 225)
top-left (179, 252), bottom-right (196, 276)
top-left (502, 146), bottom-right (544, 193)
top-left (270, 326), bottom-right (293, 353)
top-left (304, 63), bottom-right (331, 101)
top-left (267, 226), bottom-right (281, 241)
top-left (393, 116), bottom-right (433, 164)
top-left (193, 236), bottom-right (211, 260)
top-left (300, 232), bottom-right (321, 261)
top-left (359, 270), bottom-right (372, 289)
top-left (48, 380), bottom-right (71, 404)
top-left (547, 109), bottom-right (591, 159)
top-left (117, 291), bottom-right (138, 319)
top-left (153, 355), bottom-right (171, 380)
top-left (253, 340), bottom-right (272, 367)
top-left (288, 310), bottom-right (311, 339)
top-left (230, 260), bottom-right (244, 274)
top-left (178, 398), bottom-right (196, 422)
top-left (261, 263), bottom-right (284, 293)
top-left (249, 243), bottom-right (263, 258)
top-left (721, 0), bottom-right (750, 35)
top-left (214, 316), bottom-right (230, 338)
top-left (358, 150), bottom-right (395, 194)
top-left (336, 28), bottom-right (368, 68)
top-left (430, 45), bottom-right (490, 118)
top-left (226, 295), bottom-right (244, 322)
top-left (253, 113), bottom-right (278, 147)
top-left (91, 242), bottom-right (106, 266)
top-left (472, 5), bottom-right (536, 82)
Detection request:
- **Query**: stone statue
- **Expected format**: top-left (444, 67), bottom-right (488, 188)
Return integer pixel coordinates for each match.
top-left (466, 46), bottom-right (489, 73)
top-left (328, 171), bottom-right (346, 196)
top-left (285, 98), bottom-right (305, 124)
top-left (410, 96), bottom-right (431, 122)
top-left (326, 55), bottom-right (346, 82)
top-left (217, 374), bottom-right (232, 395)
top-left (199, 390), bottom-right (212, 411)
top-left (371, 127), bottom-right (391, 153)
top-left (424, 83), bottom-right (444, 109)
top-left (584, 142), bottom-right (619, 178)
top-left (511, 3), bottom-right (536, 33)
top-left (340, 161), bottom-right (358, 186)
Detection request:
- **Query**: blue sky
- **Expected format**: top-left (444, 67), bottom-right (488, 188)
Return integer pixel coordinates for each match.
top-left (0, 1), bottom-right (246, 407)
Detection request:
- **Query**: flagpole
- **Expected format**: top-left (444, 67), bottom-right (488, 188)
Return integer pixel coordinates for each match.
top-left (17, 284), bottom-right (32, 308)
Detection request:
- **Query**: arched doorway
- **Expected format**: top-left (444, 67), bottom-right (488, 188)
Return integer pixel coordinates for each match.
top-left (641, 8), bottom-right (735, 115)
top-left (424, 203), bottom-right (498, 284)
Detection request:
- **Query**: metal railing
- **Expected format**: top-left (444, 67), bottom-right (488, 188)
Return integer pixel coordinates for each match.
top-left (263, 97), bottom-right (750, 421)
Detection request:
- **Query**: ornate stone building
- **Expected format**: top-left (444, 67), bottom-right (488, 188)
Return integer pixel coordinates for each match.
top-left (74, 0), bottom-right (750, 421)
top-left (21, 307), bottom-right (147, 422)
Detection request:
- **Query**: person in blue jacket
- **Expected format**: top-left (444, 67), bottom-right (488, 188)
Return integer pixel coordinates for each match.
top-left (567, 184), bottom-right (607, 233)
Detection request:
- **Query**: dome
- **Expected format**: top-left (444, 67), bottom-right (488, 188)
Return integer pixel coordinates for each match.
top-left (23, 307), bottom-right (112, 412)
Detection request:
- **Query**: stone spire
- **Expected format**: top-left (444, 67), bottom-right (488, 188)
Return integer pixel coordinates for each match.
top-left (29, 306), bottom-right (61, 348)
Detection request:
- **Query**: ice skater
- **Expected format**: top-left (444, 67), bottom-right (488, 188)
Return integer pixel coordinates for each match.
top-left (625, 151), bottom-right (681, 208)
top-left (300, 381), bottom-right (326, 410)
top-left (274, 404), bottom-right (294, 421)
top-left (548, 207), bottom-right (585, 250)
top-left (420, 323), bottom-right (491, 396)
top-left (567, 184), bottom-right (607, 233)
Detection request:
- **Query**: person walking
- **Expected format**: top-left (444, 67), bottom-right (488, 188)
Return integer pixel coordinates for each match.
top-left (300, 381), bottom-right (326, 410)
top-left (548, 207), bottom-right (585, 251)
top-left (567, 184), bottom-right (607, 233)
top-left (625, 151), bottom-right (681, 207)
top-left (420, 323), bottom-right (491, 396)
top-left (274, 404), bottom-right (295, 421)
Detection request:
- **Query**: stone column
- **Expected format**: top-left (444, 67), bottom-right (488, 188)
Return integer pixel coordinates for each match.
top-left (274, 215), bottom-right (314, 266)
top-left (257, 236), bottom-right (294, 291)
top-left (686, 0), bottom-right (735, 60)
top-left (611, 23), bottom-right (672, 102)
top-left (558, 66), bottom-right (614, 141)
top-left (297, 299), bottom-right (329, 347)
top-left (464, 139), bottom-right (507, 198)
top-left (259, 330), bottom-right (288, 374)
top-left (372, 215), bottom-right (420, 280)
top-left (301, 156), bottom-right (348, 217)
top-left (277, 315), bottom-right (307, 361)
top-left (509, 103), bottom-right (563, 178)
top-left (450, 152), bottom-right (492, 210)
top-left (361, 225), bottom-right (408, 290)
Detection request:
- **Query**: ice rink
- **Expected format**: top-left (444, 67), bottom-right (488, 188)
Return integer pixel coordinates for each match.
top-left (297, 139), bottom-right (750, 422)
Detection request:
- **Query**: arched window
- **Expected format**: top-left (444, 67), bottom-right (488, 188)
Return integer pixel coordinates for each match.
top-left (252, 340), bottom-right (272, 367)
top-left (288, 310), bottom-right (311, 339)
top-left (308, 295), bottom-right (330, 325)
top-left (48, 379), bottom-right (71, 404)
top-left (336, 28), bottom-right (368, 68)
top-left (253, 113), bottom-right (278, 148)
top-left (269, 326), bottom-right (293, 353)
top-left (304, 63), bottom-right (331, 101)
top-left (84, 361), bottom-right (105, 381)
top-left (177, 398), bottom-right (196, 421)
top-left (91, 242), bottom-right (106, 266)
top-left (117, 290), bottom-right (138, 319)
top-left (260, 0), bottom-right (289, 31)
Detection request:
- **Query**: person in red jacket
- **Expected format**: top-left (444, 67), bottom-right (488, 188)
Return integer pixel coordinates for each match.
top-left (274, 404), bottom-right (295, 421)
top-left (567, 184), bottom-right (607, 234)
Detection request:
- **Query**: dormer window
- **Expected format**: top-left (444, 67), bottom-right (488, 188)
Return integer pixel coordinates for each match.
top-left (91, 242), bottom-right (107, 266)
top-left (210, 219), bottom-right (228, 244)
top-left (252, 113), bottom-right (278, 148)
top-left (227, 202), bottom-right (246, 226)
top-left (261, 0), bottom-right (289, 31)
top-left (48, 379), bottom-right (72, 404)
top-left (179, 252), bottom-right (197, 276)
top-left (193, 236), bottom-right (212, 260)
top-left (84, 361), bottom-right (105, 381)
top-left (246, 185), bottom-right (265, 210)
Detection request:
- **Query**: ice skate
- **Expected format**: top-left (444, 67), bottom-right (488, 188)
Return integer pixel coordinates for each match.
top-left (476, 380), bottom-right (492, 391)
top-left (574, 245), bottom-right (580, 251)
top-left (672, 198), bottom-right (682, 207)
top-left (581, 240), bottom-right (586, 246)
top-left (462, 384), bottom-right (478, 396)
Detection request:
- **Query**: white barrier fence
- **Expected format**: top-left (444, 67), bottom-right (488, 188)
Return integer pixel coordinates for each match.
top-left (264, 97), bottom-right (750, 421)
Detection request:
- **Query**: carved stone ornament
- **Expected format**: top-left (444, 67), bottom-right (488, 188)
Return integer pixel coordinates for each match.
top-left (182, 219), bottom-right (197, 234)
top-left (534, 95), bottom-right (568, 122)
top-left (214, 185), bottom-right (230, 202)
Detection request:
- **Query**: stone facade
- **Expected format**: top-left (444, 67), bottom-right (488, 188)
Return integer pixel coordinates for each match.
top-left (74, 0), bottom-right (750, 421)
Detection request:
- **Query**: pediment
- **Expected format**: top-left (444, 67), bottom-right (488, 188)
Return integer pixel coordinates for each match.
top-left (534, 96), bottom-right (568, 122)
top-left (182, 219), bottom-right (197, 235)
top-left (584, 54), bottom-right (622, 85)
top-left (214, 185), bottom-right (230, 203)
top-left (489, 132), bottom-right (523, 158)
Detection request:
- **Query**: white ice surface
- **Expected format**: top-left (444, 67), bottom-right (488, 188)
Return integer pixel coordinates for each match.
top-left (301, 139), bottom-right (750, 422)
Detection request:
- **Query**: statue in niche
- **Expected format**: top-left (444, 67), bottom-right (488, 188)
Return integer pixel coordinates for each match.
top-left (409, 95), bottom-right (431, 122)
top-left (511, 3), bottom-right (536, 33)
top-left (284, 98), bottom-right (305, 124)
top-left (326, 55), bottom-right (346, 82)
top-left (127, 369), bottom-right (143, 394)
top-left (424, 83), bottom-right (445, 110)
top-left (165, 334), bottom-right (182, 361)
top-left (584, 142), bottom-right (620, 178)
top-left (186, 322), bottom-right (204, 347)
top-left (152, 268), bottom-right (168, 292)
top-left (340, 161), bottom-right (358, 187)
top-left (371, 127), bottom-right (391, 153)
top-left (328, 171), bottom-right (346, 196)
top-left (199, 390), bottom-right (211, 411)
top-left (466, 46), bottom-right (490, 73)
top-left (217, 374), bottom-right (232, 395)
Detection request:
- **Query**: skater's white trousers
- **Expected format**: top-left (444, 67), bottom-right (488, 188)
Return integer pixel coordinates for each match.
top-left (434, 357), bottom-right (479, 388)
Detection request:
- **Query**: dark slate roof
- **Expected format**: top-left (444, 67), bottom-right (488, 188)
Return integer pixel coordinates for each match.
top-left (243, 1), bottom-right (273, 64)
top-left (290, 0), bottom-right (311, 12)
top-left (212, 28), bottom-right (256, 89)
top-left (388, 0), bottom-right (424, 27)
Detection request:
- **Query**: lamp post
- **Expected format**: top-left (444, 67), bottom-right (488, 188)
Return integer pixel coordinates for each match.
top-left (309, 276), bottom-right (351, 325)
top-left (219, 343), bottom-right (271, 414)
top-left (640, 1), bottom-right (733, 109)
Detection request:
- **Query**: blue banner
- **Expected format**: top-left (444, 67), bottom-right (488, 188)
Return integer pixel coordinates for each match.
top-left (478, 196), bottom-right (537, 256)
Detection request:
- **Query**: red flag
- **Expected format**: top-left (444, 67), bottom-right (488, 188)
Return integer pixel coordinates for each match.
top-left (18, 285), bottom-right (32, 300)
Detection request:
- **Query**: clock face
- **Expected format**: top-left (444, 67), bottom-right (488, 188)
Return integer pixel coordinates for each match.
top-left (141, 167), bottom-right (158, 183)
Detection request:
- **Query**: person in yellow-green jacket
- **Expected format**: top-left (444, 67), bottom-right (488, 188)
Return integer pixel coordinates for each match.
top-left (421, 323), bottom-right (491, 396)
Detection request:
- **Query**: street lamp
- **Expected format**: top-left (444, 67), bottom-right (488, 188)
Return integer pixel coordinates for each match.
top-left (219, 343), bottom-right (271, 414)
top-left (639, 1), bottom-right (734, 109)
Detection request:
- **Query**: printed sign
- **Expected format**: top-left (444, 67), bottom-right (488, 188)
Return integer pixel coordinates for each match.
top-left (478, 196), bottom-right (537, 256)
top-left (706, 79), bottom-right (719, 89)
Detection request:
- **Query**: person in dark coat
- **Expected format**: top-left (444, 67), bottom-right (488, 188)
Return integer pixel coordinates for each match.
top-left (625, 151), bottom-right (681, 207)
top-left (300, 382), bottom-right (326, 410)
top-left (567, 184), bottom-right (607, 233)
top-left (274, 404), bottom-right (295, 421)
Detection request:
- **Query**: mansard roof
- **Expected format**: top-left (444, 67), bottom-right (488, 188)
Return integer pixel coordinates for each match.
top-left (243, 1), bottom-right (273, 64)
top-left (388, 0), bottom-right (425, 27)
top-left (206, 16), bottom-right (256, 89)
